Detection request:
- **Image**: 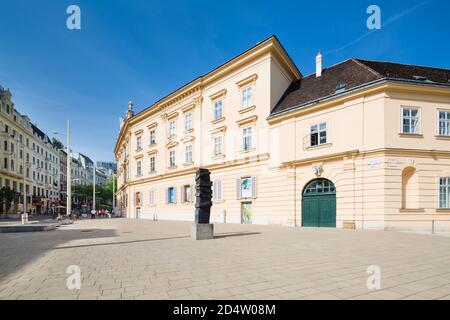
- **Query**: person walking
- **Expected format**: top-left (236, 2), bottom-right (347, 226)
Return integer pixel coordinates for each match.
top-left (90, 209), bottom-right (96, 219)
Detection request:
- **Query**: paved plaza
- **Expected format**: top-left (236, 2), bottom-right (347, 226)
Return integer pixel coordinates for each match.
top-left (1, 218), bottom-right (450, 300)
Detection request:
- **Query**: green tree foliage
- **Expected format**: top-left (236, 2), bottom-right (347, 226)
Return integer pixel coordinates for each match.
top-left (51, 138), bottom-right (64, 150)
top-left (0, 187), bottom-right (16, 214)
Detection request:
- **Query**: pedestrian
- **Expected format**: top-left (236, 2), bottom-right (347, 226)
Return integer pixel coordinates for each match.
top-left (91, 209), bottom-right (96, 219)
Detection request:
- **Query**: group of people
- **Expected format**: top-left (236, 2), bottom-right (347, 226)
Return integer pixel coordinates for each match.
top-left (90, 208), bottom-right (112, 219)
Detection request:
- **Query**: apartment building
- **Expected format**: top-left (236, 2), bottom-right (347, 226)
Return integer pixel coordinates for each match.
top-left (0, 85), bottom-right (60, 214)
top-left (114, 36), bottom-right (450, 232)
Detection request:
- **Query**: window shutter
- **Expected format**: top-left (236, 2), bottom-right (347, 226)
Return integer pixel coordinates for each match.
top-left (217, 180), bottom-right (222, 201)
top-left (190, 183), bottom-right (195, 202)
top-left (174, 187), bottom-right (177, 204)
top-left (140, 192), bottom-right (144, 206)
top-left (236, 178), bottom-right (241, 200)
top-left (180, 186), bottom-right (185, 203)
top-left (212, 181), bottom-right (215, 201)
top-left (165, 188), bottom-right (168, 204)
top-left (252, 176), bottom-right (257, 198)
top-left (133, 192), bottom-right (136, 207)
top-left (303, 134), bottom-right (310, 150)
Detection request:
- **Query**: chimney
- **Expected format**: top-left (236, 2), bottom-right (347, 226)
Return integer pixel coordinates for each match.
top-left (316, 52), bottom-right (323, 78)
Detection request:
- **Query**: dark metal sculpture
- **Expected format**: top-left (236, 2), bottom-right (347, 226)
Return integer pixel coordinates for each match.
top-left (194, 168), bottom-right (212, 224)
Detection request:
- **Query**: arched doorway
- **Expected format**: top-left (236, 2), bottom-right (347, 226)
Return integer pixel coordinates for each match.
top-left (302, 179), bottom-right (336, 228)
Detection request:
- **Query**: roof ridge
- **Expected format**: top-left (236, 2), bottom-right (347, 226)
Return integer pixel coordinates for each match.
top-left (300, 58), bottom-right (356, 79)
top-left (351, 58), bottom-right (383, 78)
top-left (355, 58), bottom-right (450, 72)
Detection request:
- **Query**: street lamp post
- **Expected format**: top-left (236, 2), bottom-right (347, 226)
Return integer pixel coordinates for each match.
top-left (93, 162), bottom-right (96, 213)
top-left (112, 174), bottom-right (115, 214)
top-left (67, 120), bottom-right (71, 217)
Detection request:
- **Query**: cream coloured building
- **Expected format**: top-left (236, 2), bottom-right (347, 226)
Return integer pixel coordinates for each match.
top-left (114, 36), bottom-right (450, 232)
top-left (0, 86), bottom-right (60, 215)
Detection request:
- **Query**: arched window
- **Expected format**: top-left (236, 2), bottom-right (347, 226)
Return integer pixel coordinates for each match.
top-left (402, 166), bottom-right (419, 209)
top-left (303, 179), bottom-right (336, 195)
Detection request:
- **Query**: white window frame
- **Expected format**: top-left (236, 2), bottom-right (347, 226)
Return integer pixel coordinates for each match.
top-left (214, 100), bottom-right (223, 120)
top-left (439, 177), bottom-right (450, 209)
top-left (212, 180), bottom-right (223, 201)
top-left (242, 126), bottom-right (253, 151)
top-left (213, 135), bottom-right (223, 157)
top-left (169, 120), bottom-right (176, 137)
top-left (437, 110), bottom-right (450, 136)
top-left (241, 85), bottom-right (253, 109)
top-left (136, 136), bottom-right (142, 150)
top-left (169, 149), bottom-right (176, 167)
top-left (149, 190), bottom-right (155, 206)
top-left (401, 107), bottom-right (420, 134)
top-left (185, 113), bottom-right (193, 131)
top-left (185, 144), bottom-right (193, 164)
top-left (149, 130), bottom-right (156, 145)
top-left (310, 122), bottom-right (327, 147)
top-left (149, 156), bottom-right (156, 173)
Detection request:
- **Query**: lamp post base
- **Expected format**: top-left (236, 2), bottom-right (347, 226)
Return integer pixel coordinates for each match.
top-left (191, 223), bottom-right (214, 240)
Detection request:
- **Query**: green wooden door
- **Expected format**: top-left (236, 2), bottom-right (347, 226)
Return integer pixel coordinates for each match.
top-left (302, 179), bottom-right (336, 228)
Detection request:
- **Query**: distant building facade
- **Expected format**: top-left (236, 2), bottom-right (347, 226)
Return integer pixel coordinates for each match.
top-left (0, 85), bottom-right (60, 214)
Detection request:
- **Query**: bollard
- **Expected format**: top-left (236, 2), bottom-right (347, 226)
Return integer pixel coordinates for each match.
top-left (21, 213), bottom-right (29, 225)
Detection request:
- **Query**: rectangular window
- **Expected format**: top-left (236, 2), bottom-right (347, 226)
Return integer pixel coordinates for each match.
top-left (168, 187), bottom-right (176, 204)
top-left (185, 144), bottom-right (193, 164)
top-left (136, 136), bottom-right (142, 150)
top-left (243, 127), bottom-right (252, 150)
top-left (182, 185), bottom-right (192, 203)
top-left (185, 113), bottom-right (193, 131)
top-left (402, 108), bottom-right (419, 134)
top-left (214, 136), bottom-right (223, 157)
top-left (213, 180), bottom-right (222, 201)
top-left (241, 177), bottom-right (252, 199)
top-left (241, 86), bottom-right (253, 109)
top-left (149, 156), bottom-right (156, 173)
top-left (149, 190), bottom-right (155, 205)
top-left (169, 120), bottom-right (176, 137)
top-left (214, 100), bottom-right (223, 120)
top-left (136, 160), bottom-right (142, 176)
top-left (169, 149), bottom-right (176, 167)
top-left (149, 130), bottom-right (156, 145)
top-left (440, 177), bottom-right (450, 209)
top-left (438, 111), bottom-right (450, 136)
top-left (310, 122), bottom-right (327, 147)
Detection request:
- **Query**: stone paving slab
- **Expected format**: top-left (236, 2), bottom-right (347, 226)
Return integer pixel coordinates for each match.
top-left (1, 218), bottom-right (450, 300)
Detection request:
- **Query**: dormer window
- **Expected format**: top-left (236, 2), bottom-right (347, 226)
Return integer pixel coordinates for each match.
top-left (335, 83), bottom-right (346, 94)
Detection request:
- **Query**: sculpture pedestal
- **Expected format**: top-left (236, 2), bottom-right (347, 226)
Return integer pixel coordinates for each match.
top-left (191, 223), bottom-right (214, 240)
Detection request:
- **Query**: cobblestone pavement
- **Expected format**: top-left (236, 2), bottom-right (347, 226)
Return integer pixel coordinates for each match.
top-left (1, 218), bottom-right (450, 300)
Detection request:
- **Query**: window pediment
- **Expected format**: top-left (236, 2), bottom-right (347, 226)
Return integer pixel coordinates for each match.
top-left (209, 89), bottom-right (227, 101)
top-left (166, 141), bottom-right (179, 148)
top-left (236, 74), bottom-right (258, 88)
top-left (236, 115), bottom-right (258, 127)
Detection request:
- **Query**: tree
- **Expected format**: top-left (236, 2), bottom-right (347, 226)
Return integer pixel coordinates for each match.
top-left (0, 187), bottom-right (15, 214)
top-left (51, 138), bottom-right (64, 150)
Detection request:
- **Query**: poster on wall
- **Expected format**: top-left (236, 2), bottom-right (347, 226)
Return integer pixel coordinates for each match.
top-left (241, 178), bottom-right (252, 199)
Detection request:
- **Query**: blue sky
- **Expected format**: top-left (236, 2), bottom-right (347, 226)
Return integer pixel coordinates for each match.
top-left (0, 0), bottom-right (448, 161)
